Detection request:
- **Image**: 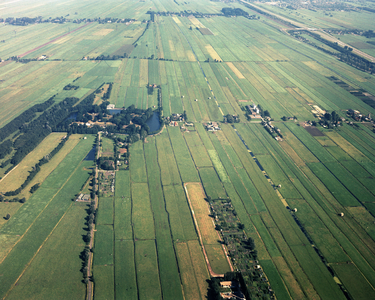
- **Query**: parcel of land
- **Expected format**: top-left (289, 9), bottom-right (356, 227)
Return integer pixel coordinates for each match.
top-left (1, 0), bottom-right (375, 299)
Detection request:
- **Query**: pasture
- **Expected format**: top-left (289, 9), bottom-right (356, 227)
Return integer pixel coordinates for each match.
top-left (1, 0), bottom-right (375, 299)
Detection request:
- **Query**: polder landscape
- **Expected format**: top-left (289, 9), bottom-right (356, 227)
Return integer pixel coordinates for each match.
top-left (1, 0), bottom-right (375, 299)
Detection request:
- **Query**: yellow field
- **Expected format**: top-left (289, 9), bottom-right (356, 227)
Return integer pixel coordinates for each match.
top-left (175, 242), bottom-right (204, 300)
top-left (0, 133), bottom-right (67, 192)
top-left (68, 71), bottom-right (86, 78)
top-left (186, 50), bottom-right (196, 62)
top-left (93, 28), bottom-right (114, 36)
top-left (279, 141), bottom-right (305, 167)
top-left (316, 138), bottom-right (337, 147)
top-left (272, 256), bottom-right (310, 300)
top-left (52, 35), bottom-right (82, 45)
top-left (226, 62), bottom-right (245, 79)
top-left (186, 183), bottom-right (217, 244)
top-left (0, 234), bottom-right (21, 263)
top-left (189, 17), bottom-right (205, 28)
top-left (283, 132), bottom-right (319, 164)
top-left (168, 40), bottom-right (175, 52)
top-left (325, 131), bottom-right (367, 160)
top-left (0, 134), bottom-right (84, 200)
top-left (0, 203), bottom-right (22, 230)
top-left (347, 206), bottom-right (375, 239)
top-left (205, 45), bottom-right (222, 61)
top-left (172, 16), bottom-right (181, 24)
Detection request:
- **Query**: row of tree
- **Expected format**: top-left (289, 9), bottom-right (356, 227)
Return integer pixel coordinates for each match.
top-left (3, 135), bottom-right (70, 197)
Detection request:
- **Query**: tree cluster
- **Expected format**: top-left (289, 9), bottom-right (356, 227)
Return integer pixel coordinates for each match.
top-left (221, 7), bottom-right (249, 17)
top-left (224, 114), bottom-right (240, 123)
top-left (319, 111), bottom-right (341, 128)
top-left (63, 83), bottom-right (79, 90)
top-left (0, 96), bottom-right (55, 142)
top-left (0, 140), bottom-right (13, 160)
top-left (102, 83), bottom-right (113, 100)
top-left (10, 97), bottom-right (80, 166)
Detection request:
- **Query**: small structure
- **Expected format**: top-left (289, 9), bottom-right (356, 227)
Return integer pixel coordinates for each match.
top-left (107, 104), bottom-right (115, 110)
top-left (339, 212), bottom-right (344, 217)
top-left (205, 121), bottom-right (221, 131)
top-left (220, 281), bottom-right (232, 289)
top-left (292, 208), bottom-right (297, 212)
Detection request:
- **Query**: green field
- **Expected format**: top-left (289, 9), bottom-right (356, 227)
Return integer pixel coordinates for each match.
top-left (1, 0), bottom-right (375, 299)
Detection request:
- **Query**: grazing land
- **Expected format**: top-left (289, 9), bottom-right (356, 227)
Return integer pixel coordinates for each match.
top-left (1, 0), bottom-right (375, 299)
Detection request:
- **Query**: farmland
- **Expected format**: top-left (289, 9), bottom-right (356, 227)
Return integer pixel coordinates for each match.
top-left (1, 0), bottom-right (375, 299)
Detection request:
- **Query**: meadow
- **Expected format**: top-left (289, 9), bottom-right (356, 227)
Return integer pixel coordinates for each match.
top-left (1, 0), bottom-right (375, 299)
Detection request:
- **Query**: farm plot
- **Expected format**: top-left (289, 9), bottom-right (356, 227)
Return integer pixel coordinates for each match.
top-left (135, 240), bottom-right (162, 300)
top-left (185, 182), bottom-right (231, 274)
top-left (93, 225), bottom-right (114, 266)
top-left (184, 131), bottom-right (213, 168)
top-left (129, 141), bottom-right (147, 183)
top-left (114, 170), bottom-right (132, 240)
top-left (0, 132), bottom-right (66, 192)
top-left (5, 204), bottom-right (87, 300)
top-left (163, 185), bottom-right (198, 241)
top-left (93, 265), bottom-right (114, 300)
top-left (143, 138), bottom-right (184, 300)
top-left (115, 240), bottom-right (137, 300)
top-left (168, 127), bottom-right (200, 182)
top-left (97, 197), bottom-right (114, 225)
top-left (176, 240), bottom-right (210, 300)
top-left (131, 183), bottom-right (155, 240)
top-left (0, 139), bottom-right (93, 299)
top-left (155, 131), bottom-right (182, 186)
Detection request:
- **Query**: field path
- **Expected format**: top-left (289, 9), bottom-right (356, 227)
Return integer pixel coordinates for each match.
top-left (18, 22), bottom-right (92, 58)
top-left (184, 182), bottom-right (232, 277)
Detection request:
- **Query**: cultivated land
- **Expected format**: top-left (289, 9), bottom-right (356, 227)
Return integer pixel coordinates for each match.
top-left (1, 0), bottom-right (375, 299)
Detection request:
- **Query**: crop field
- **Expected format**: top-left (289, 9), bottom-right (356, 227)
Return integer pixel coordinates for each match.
top-left (5, 203), bottom-right (87, 300)
top-left (101, 136), bottom-right (114, 157)
top-left (1, 0), bottom-right (375, 299)
top-left (0, 132), bottom-right (66, 186)
top-left (0, 136), bottom-right (94, 299)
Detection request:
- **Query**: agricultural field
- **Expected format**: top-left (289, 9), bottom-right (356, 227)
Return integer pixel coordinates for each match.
top-left (1, 0), bottom-right (375, 299)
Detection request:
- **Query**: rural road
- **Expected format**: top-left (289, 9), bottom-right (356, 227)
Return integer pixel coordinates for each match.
top-left (87, 132), bottom-right (100, 300)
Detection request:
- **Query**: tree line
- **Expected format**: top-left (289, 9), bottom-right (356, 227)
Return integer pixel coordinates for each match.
top-left (3, 135), bottom-right (70, 197)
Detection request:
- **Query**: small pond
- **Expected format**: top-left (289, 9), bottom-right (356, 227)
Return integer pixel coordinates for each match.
top-left (146, 111), bottom-right (161, 132)
top-left (84, 147), bottom-right (96, 161)
top-left (108, 109), bottom-right (123, 115)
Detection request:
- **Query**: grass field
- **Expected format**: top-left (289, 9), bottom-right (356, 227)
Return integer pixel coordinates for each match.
top-left (115, 240), bottom-right (137, 300)
top-left (5, 203), bottom-right (87, 300)
top-left (0, 136), bottom-right (94, 299)
top-left (2, 0), bottom-right (375, 299)
top-left (135, 240), bottom-right (162, 300)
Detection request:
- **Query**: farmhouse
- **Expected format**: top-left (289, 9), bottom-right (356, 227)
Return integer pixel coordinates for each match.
top-left (205, 121), bottom-right (221, 131)
top-left (220, 281), bottom-right (233, 288)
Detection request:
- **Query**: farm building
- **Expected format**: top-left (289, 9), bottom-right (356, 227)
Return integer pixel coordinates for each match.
top-left (220, 281), bottom-right (233, 288)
